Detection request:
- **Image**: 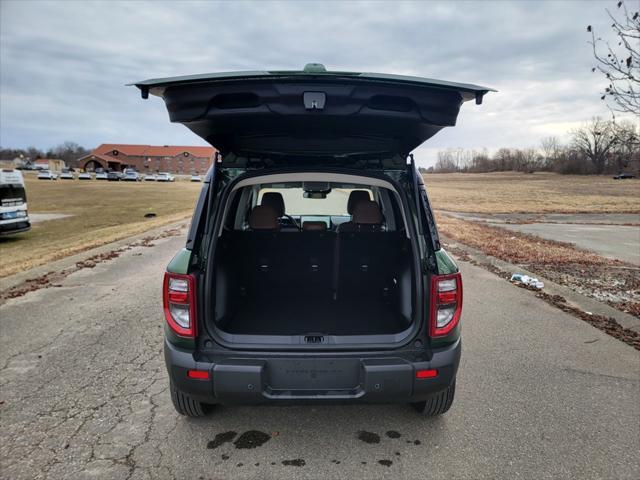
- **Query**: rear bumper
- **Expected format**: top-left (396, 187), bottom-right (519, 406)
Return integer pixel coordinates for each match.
top-left (0, 220), bottom-right (30, 235)
top-left (164, 339), bottom-right (461, 405)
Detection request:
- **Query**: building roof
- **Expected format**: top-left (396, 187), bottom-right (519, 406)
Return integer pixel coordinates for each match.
top-left (93, 144), bottom-right (215, 158)
top-left (78, 153), bottom-right (122, 164)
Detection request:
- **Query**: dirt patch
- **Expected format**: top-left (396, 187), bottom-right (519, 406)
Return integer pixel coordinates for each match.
top-left (535, 291), bottom-right (640, 350)
top-left (378, 459), bottom-right (393, 467)
top-left (386, 430), bottom-right (401, 439)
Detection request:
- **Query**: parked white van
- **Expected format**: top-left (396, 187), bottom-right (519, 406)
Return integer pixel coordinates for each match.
top-left (0, 169), bottom-right (31, 235)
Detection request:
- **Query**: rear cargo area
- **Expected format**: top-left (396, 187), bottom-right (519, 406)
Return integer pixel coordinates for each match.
top-left (213, 229), bottom-right (415, 338)
top-left (224, 297), bottom-right (407, 336)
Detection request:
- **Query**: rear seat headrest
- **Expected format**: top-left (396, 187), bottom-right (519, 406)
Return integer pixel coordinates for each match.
top-left (261, 192), bottom-right (285, 217)
top-left (352, 200), bottom-right (382, 225)
top-left (303, 221), bottom-right (327, 231)
top-left (249, 205), bottom-right (279, 230)
top-left (347, 190), bottom-right (371, 214)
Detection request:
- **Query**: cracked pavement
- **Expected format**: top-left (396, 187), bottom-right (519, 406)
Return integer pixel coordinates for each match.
top-left (1, 229), bottom-right (639, 479)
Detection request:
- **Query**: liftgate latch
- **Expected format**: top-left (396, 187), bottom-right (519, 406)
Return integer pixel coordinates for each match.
top-left (303, 92), bottom-right (326, 110)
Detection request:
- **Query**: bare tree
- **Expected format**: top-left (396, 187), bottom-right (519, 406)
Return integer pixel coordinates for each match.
top-left (571, 117), bottom-right (620, 173)
top-left (434, 150), bottom-right (458, 173)
top-left (540, 136), bottom-right (561, 169)
top-left (587, 1), bottom-right (640, 115)
top-left (610, 120), bottom-right (640, 171)
top-left (46, 141), bottom-right (91, 167)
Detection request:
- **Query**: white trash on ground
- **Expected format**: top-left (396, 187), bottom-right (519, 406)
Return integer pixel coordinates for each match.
top-left (510, 273), bottom-right (544, 289)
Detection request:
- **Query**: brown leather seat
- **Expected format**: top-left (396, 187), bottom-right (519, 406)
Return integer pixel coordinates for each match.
top-left (303, 221), bottom-right (327, 231)
top-left (338, 200), bottom-right (383, 232)
top-left (261, 192), bottom-right (285, 217)
top-left (338, 190), bottom-right (374, 232)
top-left (248, 205), bottom-right (279, 230)
top-left (346, 190), bottom-right (370, 214)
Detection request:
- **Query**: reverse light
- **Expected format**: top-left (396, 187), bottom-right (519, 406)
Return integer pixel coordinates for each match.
top-left (163, 272), bottom-right (196, 337)
top-left (430, 272), bottom-right (463, 337)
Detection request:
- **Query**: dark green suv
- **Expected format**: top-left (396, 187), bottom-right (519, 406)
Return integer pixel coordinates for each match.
top-left (133, 64), bottom-right (492, 417)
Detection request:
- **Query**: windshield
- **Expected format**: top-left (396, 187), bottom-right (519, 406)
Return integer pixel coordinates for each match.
top-left (257, 187), bottom-right (372, 216)
top-left (0, 184), bottom-right (27, 204)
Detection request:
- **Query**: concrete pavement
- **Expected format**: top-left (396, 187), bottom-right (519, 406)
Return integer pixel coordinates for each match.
top-left (1, 231), bottom-right (638, 479)
top-left (443, 211), bottom-right (640, 265)
top-left (498, 222), bottom-right (640, 265)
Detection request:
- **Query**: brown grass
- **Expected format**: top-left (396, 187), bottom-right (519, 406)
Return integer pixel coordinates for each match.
top-left (0, 175), bottom-right (201, 278)
top-left (425, 172), bottom-right (640, 214)
top-left (435, 213), bottom-right (616, 266)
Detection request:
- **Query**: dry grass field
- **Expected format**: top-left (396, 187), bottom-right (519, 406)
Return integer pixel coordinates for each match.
top-left (2, 171), bottom-right (638, 281)
top-left (425, 172), bottom-right (640, 214)
top-left (0, 176), bottom-right (201, 278)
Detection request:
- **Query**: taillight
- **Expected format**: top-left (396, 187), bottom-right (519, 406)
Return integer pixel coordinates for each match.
top-left (163, 272), bottom-right (196, 337)
top-left (429, 272), bottom-right (463, 337)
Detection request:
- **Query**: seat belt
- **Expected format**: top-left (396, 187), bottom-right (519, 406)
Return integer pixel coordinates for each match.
top-left (332, 231), bottom-right (342, 300)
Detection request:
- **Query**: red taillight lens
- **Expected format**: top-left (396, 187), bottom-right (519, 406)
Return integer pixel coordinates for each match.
top-left (163, 272), bottom-right (196, 337)
top-left (416, 369), bottom-right (438, 379)
top-left (429, 272), bottom-right (463, 337)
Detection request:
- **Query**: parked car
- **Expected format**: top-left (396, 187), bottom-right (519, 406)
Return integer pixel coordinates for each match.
top-left (190, 174), bottom-right (202, 182)
top-left (134, 64), bottom-right (492, 418)
top-left (122, 168), bottom-right (141, 181)
top-left (0, 168), bottom-right (30, 235)
top-left (156, 172), bottom-right (174, 182)
top-left (144, 174), bottom-right (157, 181)
top-left (613, 172), bottom-right (635, 180)
top-left (95, 171), bottom-right (107, 180)
top-left (107, 171), bottom-right (122, 181)
top-left (37, 170), bottom-right (57, 180)
top-left (59, 169), bottom-right (75, 180)
top-left (78, 172), bottom-right (92, 180)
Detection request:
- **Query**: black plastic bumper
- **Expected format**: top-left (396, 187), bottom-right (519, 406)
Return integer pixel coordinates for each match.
top-left (164, 339), bottom-right (461, 405)
top-left (0, 221), bottom-right (31, 235)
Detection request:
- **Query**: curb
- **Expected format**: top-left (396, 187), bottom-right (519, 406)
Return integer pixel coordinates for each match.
top-left (0, 220), bottom-right (190, 292)
top-left (442, 236), bottom-right (640, 334)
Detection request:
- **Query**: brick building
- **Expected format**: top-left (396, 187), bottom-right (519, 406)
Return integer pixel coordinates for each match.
top-left (78, 144), bottom-right (216, 174)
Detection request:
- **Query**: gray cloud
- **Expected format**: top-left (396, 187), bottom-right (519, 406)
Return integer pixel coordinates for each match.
top-left (0, 0), bottom-right (627, 166)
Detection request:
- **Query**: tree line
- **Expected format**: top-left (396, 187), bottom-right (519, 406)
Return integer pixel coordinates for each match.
top-left (0, 142), bottom-right (91, 167)
top-left (427, 118), bottom-right (639, 175)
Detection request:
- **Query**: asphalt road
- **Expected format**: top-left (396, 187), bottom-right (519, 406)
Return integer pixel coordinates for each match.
top-left (1, 231), bottom-right (639, 479)
top-left (445, 212), bottom-right (640, 265)
top-left (498, 223), bottom-right (640, 265)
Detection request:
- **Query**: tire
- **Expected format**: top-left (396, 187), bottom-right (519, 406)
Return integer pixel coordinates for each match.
top-left (412, 380), bottom-right (456, 416)
top-left (170, 381), bottom-right (212, 417)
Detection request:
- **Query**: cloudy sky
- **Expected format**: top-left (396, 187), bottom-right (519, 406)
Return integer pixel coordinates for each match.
top-left (0, 0), bottom-right (628, 166)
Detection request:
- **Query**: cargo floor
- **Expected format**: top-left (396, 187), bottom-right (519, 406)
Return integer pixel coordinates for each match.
top-left (223, 297), bottom-right (408, 336)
